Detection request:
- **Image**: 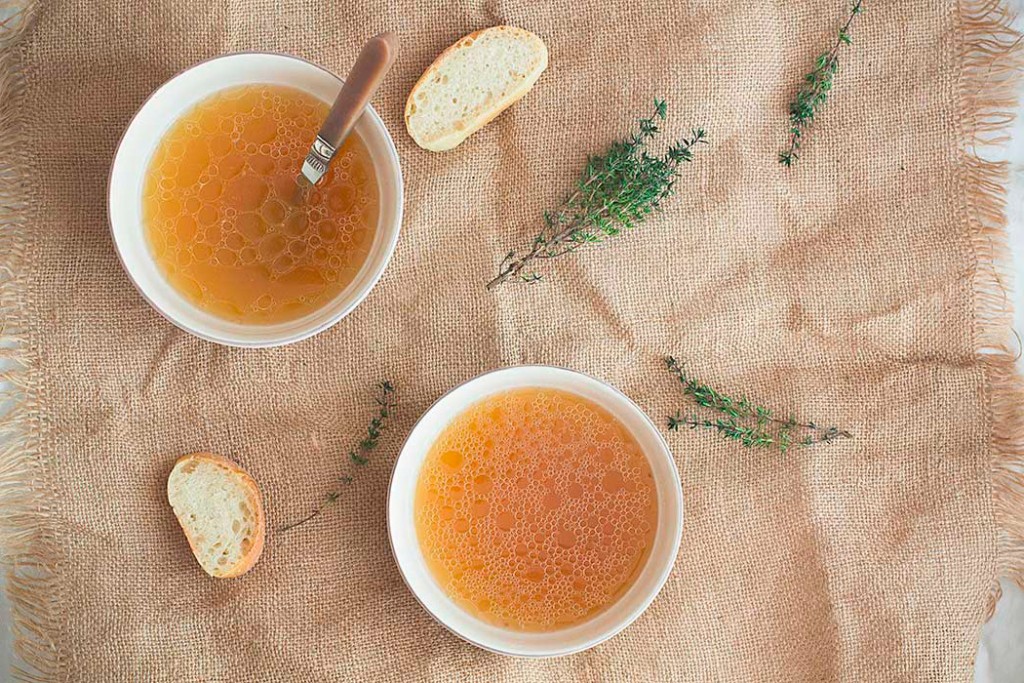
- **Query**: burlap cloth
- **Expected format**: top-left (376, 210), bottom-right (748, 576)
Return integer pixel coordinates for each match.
top-left (2, 0), bottom-right (1024, 680)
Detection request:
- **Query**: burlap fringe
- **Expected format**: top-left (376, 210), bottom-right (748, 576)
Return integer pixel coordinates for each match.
top-left (0, 1), bottom-right (63, 682)
top-left (954, 0), bottom-right (1024, 619)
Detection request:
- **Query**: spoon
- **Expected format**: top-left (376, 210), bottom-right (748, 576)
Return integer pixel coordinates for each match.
top-left (294, 32), bottom-right (399, 201)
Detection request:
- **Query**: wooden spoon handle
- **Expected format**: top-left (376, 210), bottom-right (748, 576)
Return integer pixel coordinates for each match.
top-left (299, 33), bottom-right (398, 187)
top-left (319, 32), bottom-right (399, 148)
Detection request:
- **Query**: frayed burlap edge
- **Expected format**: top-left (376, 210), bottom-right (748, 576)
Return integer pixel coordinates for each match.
top-left (0, 1), bottom-right (63, 682)
top-left (953, 0), bottom-right (1024, 618)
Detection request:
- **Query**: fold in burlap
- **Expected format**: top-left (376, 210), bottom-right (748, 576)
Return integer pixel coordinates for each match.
top-left (1, 0), bottom-right (1023, 680)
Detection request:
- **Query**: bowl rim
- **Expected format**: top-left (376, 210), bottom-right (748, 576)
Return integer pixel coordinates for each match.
top-left (386, 365), bottom-right (684, 658)
top-left (107, 51), bottom-right (404, 348)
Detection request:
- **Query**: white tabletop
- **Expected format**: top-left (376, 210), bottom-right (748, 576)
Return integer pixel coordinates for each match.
top-left (1, 4), bottom-right (1023, 681)
top-left (974, 4), bottom-right (1024, 680)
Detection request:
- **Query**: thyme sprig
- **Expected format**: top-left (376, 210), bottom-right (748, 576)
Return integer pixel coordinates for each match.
top-left (487, 99), bottom-right (706, 289)
top-left (664, 357), bottom-right (851, 452)
top-left (779, 1), bottom-right (863, 166)
top-left (280, 381), bottom-right (396, 532)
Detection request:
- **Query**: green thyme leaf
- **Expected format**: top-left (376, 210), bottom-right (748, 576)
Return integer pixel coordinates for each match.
top-left (280, 381), bottom-right (397, 532)
top-left (663, 357), bottom-right (851, 452)
top-left (487, 100), bottom-right (707, 288)
top-left (779, 1), bottom-right (863, 166)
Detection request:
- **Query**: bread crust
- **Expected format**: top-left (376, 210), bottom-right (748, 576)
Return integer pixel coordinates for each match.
top-left (168, 452), bottom-right (266, 578)
top-left (404, 25), bottom-right (548, 151)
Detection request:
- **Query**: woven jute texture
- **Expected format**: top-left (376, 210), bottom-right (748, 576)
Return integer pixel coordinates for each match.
top-left (1, 0), bottom-right (1023, 680)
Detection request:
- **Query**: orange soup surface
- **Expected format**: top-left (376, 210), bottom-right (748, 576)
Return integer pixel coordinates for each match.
top-left (415, 388), bottom-right (658, 632)
top-left (143, 84), bottom-right (379, 324)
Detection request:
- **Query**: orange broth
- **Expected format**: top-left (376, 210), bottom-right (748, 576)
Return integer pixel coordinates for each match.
top-left (142, 84), bottom-right (379, 324)
top-left (415, 388), bottom-right (658, 632)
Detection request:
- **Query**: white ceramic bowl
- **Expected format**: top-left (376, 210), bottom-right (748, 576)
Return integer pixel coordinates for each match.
top-left (108, 53), bottom-right (403, 347)
top-left (388, 366), bottom-right (684, 657)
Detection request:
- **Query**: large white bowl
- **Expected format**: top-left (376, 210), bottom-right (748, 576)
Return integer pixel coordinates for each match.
top-left (388, 366), bottom-right (684, 657)
top-left (108, 53), bottom-right (403, 347)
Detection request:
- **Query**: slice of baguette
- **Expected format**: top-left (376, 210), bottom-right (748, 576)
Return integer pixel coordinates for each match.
top-left (167, 452), bottom-right (265, 579)
top-left (405, 26), bottom-right (548, 151)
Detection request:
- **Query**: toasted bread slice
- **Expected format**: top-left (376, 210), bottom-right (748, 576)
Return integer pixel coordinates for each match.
top-left (405, 26), bottom-right (548, 151)
top-left (167, 452), bottom-right (265, 578)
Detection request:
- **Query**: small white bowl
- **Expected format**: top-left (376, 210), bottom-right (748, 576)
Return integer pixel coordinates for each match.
top-left (388, 366), bottom-right (684, 657)
top-left (108, 53), bottom-right (403, 347)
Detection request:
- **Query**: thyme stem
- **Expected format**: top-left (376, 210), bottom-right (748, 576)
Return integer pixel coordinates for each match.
top-left (664, 357), bottom-right (852, 452)
top-left (779, 1), bottom-right (863, 166)
top-left (488, 99), bottom-right (706, 288)
top-left (280, 381), bottom-right (396, 532)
